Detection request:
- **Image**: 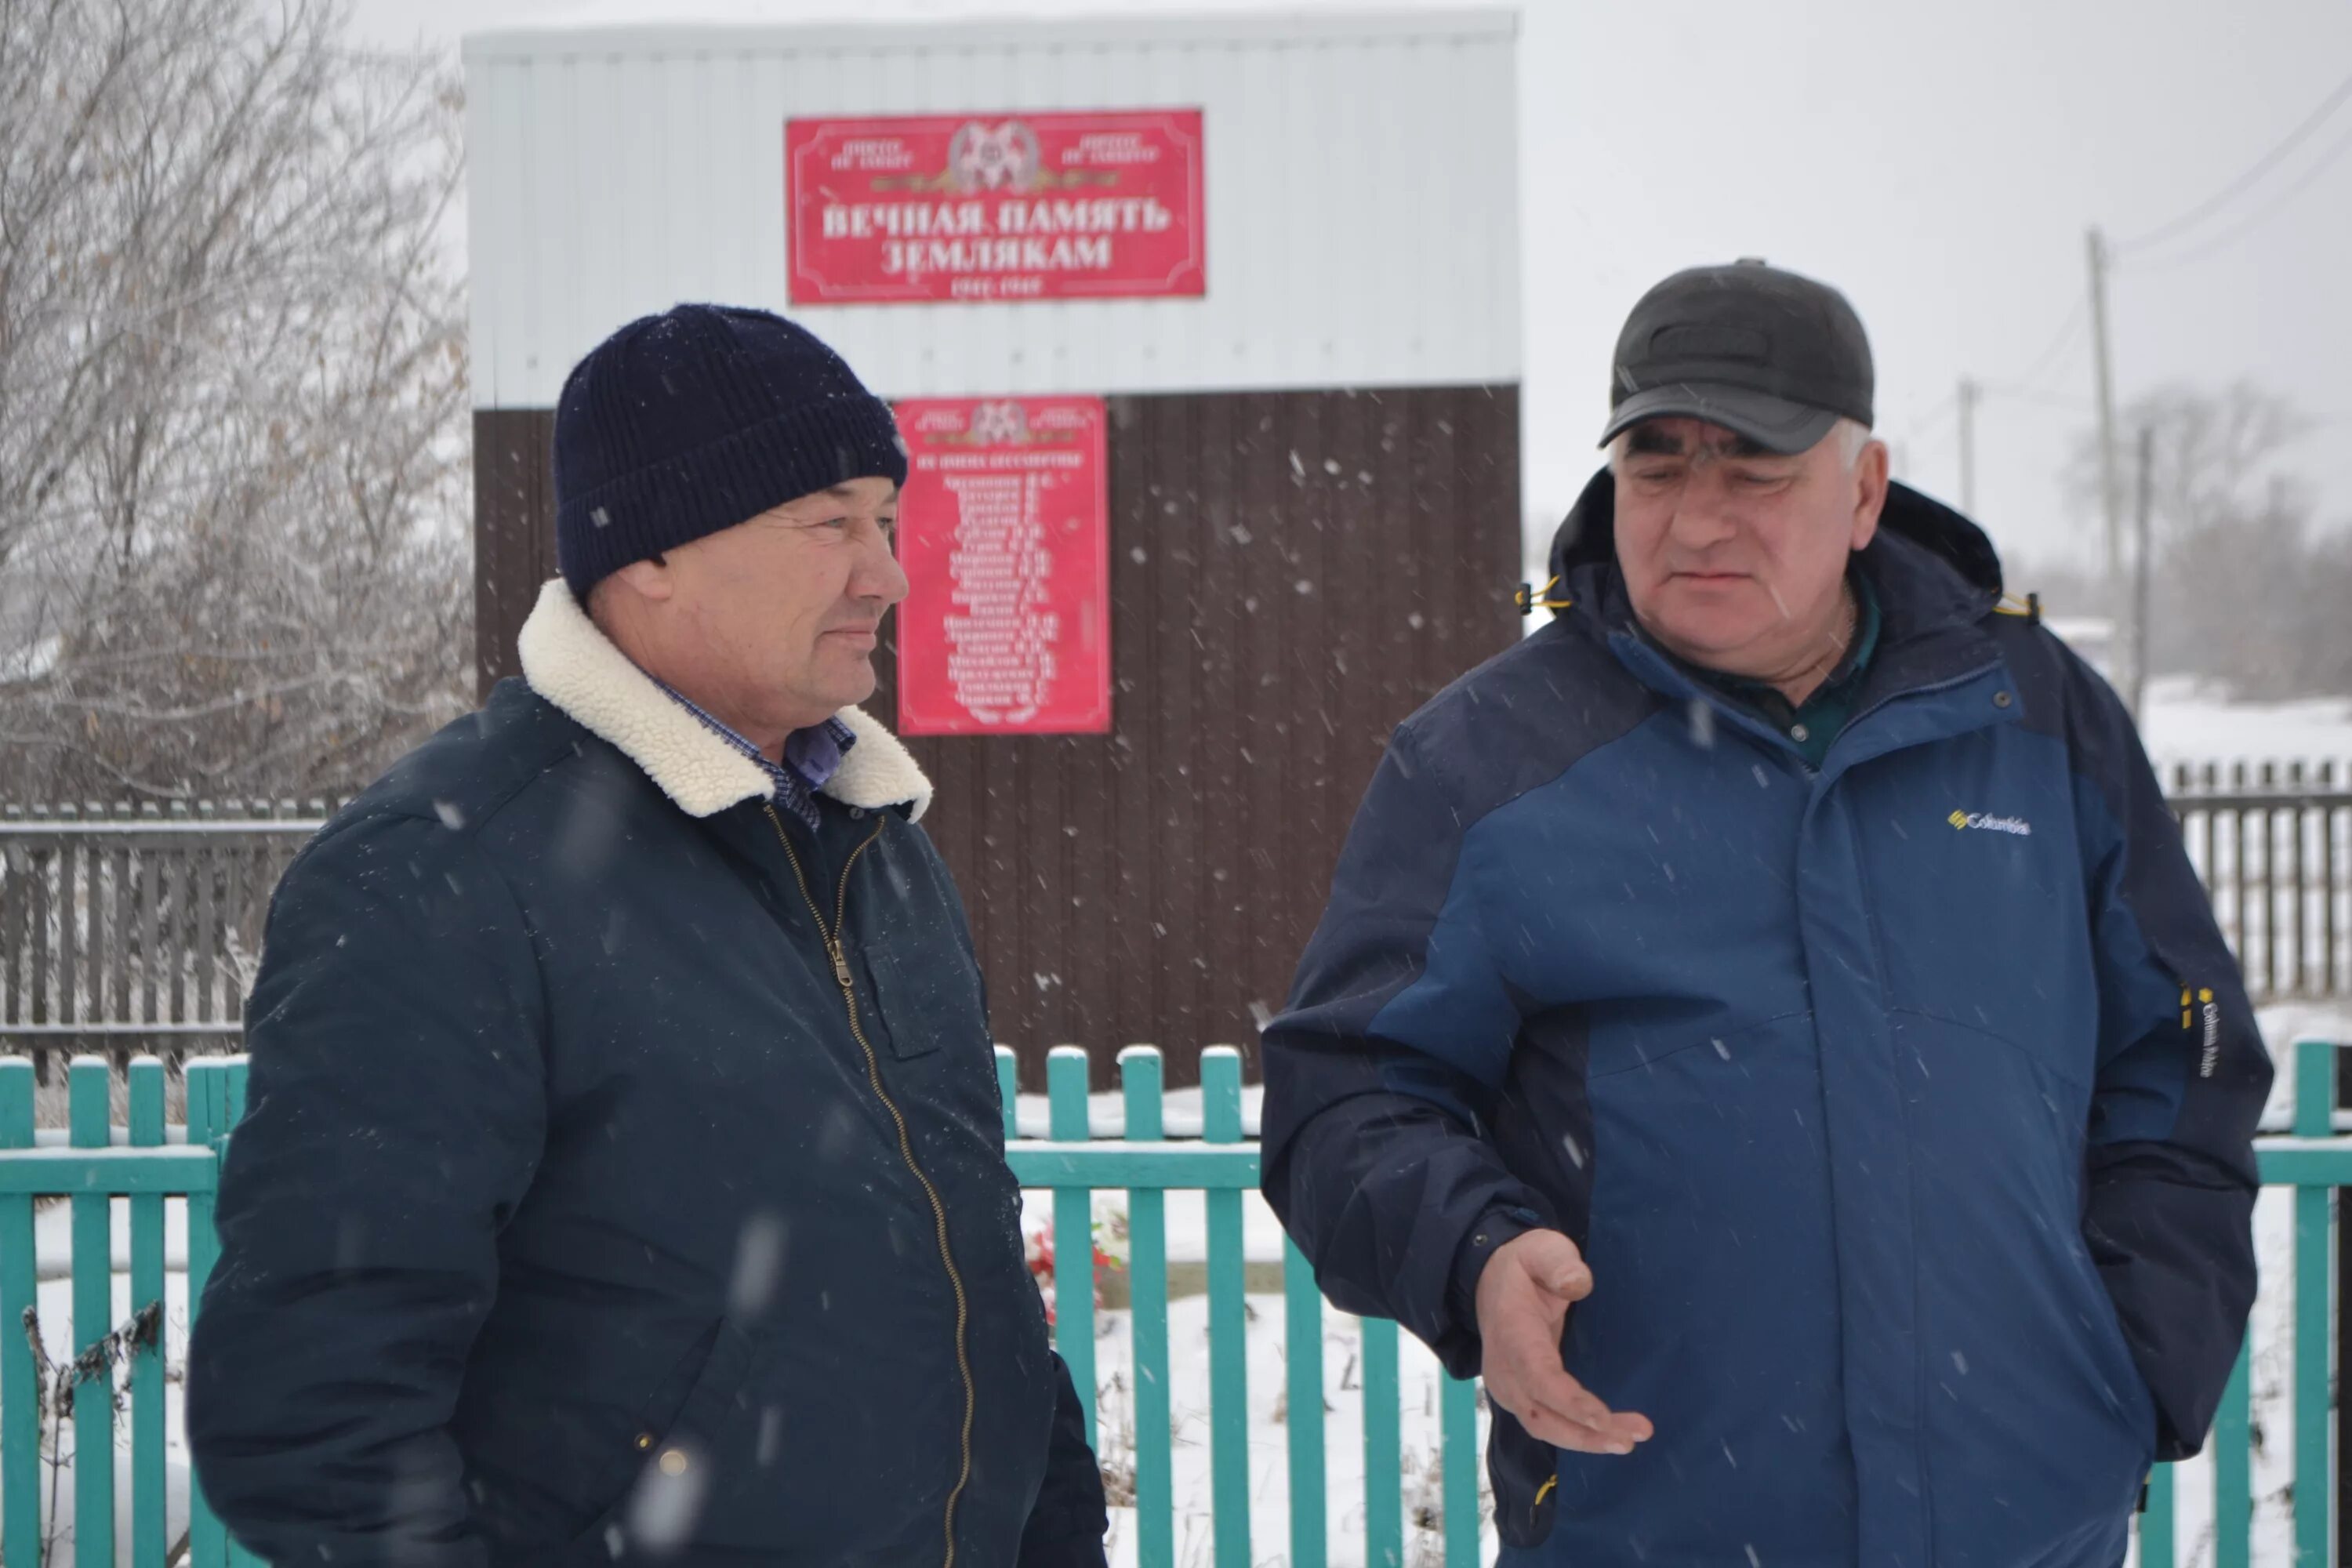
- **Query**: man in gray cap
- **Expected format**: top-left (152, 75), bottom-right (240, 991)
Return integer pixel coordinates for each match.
top-left (1261, 262), bottom-right (2266, 1564)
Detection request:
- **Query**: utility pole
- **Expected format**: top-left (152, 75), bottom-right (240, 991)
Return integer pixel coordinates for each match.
top-left (1956, 376), bottom-right (1981, 515)
top-left (2129, 425), bottom-right (2154, 721)
top-left (2086, 226), bottom-right (2129, 702)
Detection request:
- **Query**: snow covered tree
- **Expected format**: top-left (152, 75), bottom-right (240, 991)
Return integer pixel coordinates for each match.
top-left (0, 0), bottom-right (470, 800)
top-left (2064, 381), bottom-right (2314, 548)
top-left (2049, 383), bottom-right (2350, 700)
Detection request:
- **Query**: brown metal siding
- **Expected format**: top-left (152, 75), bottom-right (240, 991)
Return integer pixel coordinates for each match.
top-left (472, 385), bottom-right (1520, 1087)
top-left (473, 409), bottom-right (559, 703)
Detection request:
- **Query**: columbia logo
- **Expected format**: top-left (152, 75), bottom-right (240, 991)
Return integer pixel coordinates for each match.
top-left (590, 506), bottom-right (612, 529)
top-left (2183, 985), bottom-right (2221, 1077)
top-left (1949, 810), bottom-right (2032, 836)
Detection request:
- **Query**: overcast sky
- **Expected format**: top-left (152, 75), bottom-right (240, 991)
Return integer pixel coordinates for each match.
top-left (349, 0), bottom-right (2352, 578)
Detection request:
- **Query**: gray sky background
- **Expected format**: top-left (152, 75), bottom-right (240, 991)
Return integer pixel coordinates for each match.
top-left (349, 0), bottom-right (2352, 579)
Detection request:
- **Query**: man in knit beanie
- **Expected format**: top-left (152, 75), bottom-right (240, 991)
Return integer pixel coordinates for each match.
top-left (188, 305), bottom-right (1109, 1566)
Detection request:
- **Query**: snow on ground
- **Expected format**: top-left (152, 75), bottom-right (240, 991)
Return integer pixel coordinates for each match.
top-left (2137, 677), bottom-right (2352, 773)
top-left (1085, 1295), bottom-right (1489, 1568)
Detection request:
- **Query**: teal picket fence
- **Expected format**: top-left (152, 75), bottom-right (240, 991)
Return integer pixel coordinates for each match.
top-left (1, 1056), bottom-right (256, 1567)
top-left (0, 1040), bottom-right (2343, 1566)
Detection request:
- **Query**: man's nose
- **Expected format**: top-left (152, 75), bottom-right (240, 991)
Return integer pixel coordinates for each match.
top-left (855, 523), bottom-right (909, 608)
top-left (1664, 471), bottom-right (1740, 550)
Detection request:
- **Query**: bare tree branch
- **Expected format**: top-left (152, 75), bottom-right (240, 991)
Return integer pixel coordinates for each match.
top-left (2045, 383), bottom-right (2350, 702)
top-left (0, 0), bottom-right (472, 800)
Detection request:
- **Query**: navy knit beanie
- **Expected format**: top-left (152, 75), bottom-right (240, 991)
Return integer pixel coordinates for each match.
top-left (552, 304), bottom-right (909, 602)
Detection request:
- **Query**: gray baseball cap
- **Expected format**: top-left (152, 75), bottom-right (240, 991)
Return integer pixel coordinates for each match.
top-left (1599, 260), bottom-right (1875, 456)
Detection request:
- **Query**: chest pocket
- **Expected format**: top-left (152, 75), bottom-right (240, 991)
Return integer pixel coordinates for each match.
top-left (859, 902), bottom-right (991, 1062)
top-left (1850, 747), bottom-right (2097, 1086)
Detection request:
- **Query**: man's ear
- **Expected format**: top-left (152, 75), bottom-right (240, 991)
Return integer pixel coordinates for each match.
top-left (1850, 440), bottom-right (1890, 551)
top-left (608, 554), bottom-right (676, 604)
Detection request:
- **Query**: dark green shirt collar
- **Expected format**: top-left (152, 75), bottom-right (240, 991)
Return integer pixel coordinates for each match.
top-left (1679, 568), bottom-right (1882, 768)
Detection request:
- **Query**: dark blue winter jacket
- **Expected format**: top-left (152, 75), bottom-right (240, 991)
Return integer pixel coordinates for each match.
top-left (187, 581), bottom-right (1105, 1567)
top-left (1262, 473), bottom-right (2269, 1567)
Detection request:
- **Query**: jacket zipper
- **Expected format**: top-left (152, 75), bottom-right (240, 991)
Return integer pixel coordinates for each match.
top-left (764, 804), bottom-right (977, 1568)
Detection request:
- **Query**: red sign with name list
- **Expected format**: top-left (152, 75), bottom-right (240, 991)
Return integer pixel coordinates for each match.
top-left (894, 397), bottom-right (1111, 736)
top-left (788, 111), bottom-right (1206, 305)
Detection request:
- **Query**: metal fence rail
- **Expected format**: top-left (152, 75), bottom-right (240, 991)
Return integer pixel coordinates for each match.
top-left (2, 1041), bottom-right (2347, 1567)
top-left (2168, 760), bottom-right (2350, 1003)
top-left (0, 803), bottom-right (336, 1080)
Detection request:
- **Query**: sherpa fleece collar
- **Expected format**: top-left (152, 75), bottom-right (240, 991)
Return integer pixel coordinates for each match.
top-left (514, 578), bottom-right (933, 822)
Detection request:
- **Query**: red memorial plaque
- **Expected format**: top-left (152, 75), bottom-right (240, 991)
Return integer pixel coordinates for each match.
top-left (895, 397), bottom-right (1112, 736)
top-left (787, 111), bottom-right (1206, 305)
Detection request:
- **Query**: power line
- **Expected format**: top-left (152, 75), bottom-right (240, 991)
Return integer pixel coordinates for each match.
top-left (2114, 66), bottom-right (2352, 253)
top-left (1987, 387), bottom-right (2098, 416)
top-left (1884, 388), bottom-right (1958, 488)
top-left (1887, 385), bottom-right (1958, 449)
top-left (2123, 112), bottom-right (2352, 272)
top-left (1893, 303), bottom-right (2086, 500)
top-left (1981, 302), bottom-right (2088, 399)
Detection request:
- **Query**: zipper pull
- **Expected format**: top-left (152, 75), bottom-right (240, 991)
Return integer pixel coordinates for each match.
top-left (827, 938), bottom-right (853, 991)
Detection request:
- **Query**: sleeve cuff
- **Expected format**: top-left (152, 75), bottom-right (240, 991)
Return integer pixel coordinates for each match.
top-left (1446, 1203), bottom-right (1551, 1344)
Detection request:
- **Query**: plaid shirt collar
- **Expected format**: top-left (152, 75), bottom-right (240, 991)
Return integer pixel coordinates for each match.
top-left (652, 681), bottom-right (856, 832)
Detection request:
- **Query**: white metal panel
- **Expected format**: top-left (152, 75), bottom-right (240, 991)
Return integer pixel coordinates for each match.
top-left (463, 10), bottom-right (1519, 407)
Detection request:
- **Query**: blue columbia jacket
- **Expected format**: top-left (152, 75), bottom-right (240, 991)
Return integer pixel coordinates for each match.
top-left (1261, 474), bottom-right (2268, 1567)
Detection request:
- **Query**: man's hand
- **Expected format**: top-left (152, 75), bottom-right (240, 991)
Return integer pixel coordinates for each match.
top-left (1475, 1229), bottom-right (1654, 1456)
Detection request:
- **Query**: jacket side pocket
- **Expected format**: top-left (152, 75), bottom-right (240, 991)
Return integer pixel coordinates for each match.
top-left (532, 1320), bottom-right (762, 1565)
